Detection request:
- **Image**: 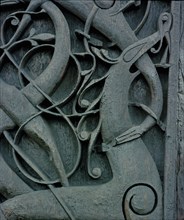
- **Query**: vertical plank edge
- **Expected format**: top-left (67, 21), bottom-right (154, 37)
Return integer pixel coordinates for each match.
top-left (164, 1), bottom-right (181, 220)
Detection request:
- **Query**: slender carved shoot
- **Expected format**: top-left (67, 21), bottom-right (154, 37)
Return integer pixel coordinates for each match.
top-left (0, 0), bottom-right (25, 6)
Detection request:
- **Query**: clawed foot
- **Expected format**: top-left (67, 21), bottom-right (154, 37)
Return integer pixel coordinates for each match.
top-left (101, 125), bottom-right (145, 151)
top-left (115, 125), bottom-right (145, 145)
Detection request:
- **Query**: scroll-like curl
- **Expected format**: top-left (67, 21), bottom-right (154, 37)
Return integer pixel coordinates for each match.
top-left (122, 183), bottom-right (158, 219)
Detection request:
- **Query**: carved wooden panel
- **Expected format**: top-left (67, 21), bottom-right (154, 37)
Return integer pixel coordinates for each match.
top-left (0, 1), bottom-right (183, 219)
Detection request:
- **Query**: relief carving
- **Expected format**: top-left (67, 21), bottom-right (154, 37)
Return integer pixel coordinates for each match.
top-left (0, 0), bottom-right (178, 219)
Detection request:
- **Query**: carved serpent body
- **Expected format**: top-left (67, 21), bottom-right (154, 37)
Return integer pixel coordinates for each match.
top-left (0, 0), bottom-right (72, 193)
top-left (0, 1), bottom-right (171, 219)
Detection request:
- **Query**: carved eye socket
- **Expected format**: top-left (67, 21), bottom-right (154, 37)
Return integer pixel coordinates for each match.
top-left (94, 0), bottom-right (115, 9)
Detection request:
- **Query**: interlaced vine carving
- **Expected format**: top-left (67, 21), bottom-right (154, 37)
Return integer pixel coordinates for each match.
top-left (0, 0), bottom-right (172, 219)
